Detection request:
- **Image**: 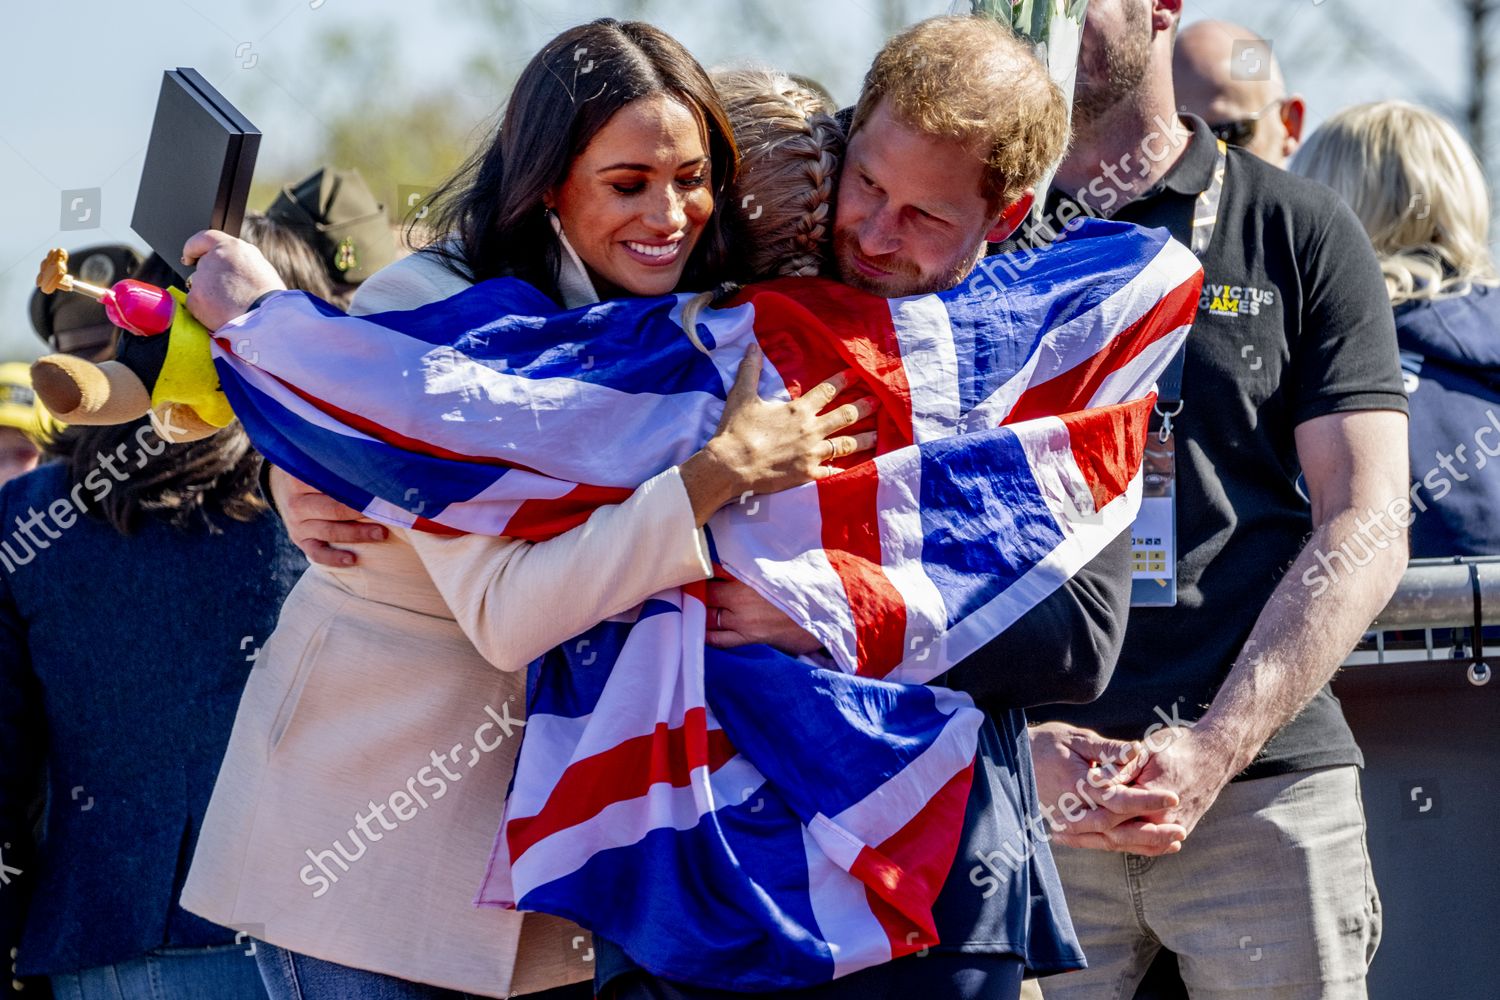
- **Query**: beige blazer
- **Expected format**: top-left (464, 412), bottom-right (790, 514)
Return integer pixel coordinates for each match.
top-left (181, 251), bottom-right (713, 996)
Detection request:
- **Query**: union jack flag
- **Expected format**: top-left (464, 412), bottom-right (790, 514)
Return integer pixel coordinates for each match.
top-left (213, 217), bottom-right (1202, 990)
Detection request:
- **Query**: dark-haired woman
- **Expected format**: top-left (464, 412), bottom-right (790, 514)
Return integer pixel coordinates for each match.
top-left (0, 219), bottom-right (324, 1000)
top-left (178, 18), bottom-right (874, 1000)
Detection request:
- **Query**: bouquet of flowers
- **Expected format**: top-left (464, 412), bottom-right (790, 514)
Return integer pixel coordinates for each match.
top-left (976, 0), bottom-right (1091, 89)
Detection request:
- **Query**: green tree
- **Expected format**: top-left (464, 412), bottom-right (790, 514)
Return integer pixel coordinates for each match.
top-left (248, 21), bottom-right (501, 225)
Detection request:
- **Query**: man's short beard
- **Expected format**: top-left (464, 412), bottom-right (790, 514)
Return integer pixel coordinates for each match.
top-left (833, 227), bottom-right (984, 299)
top-left (1073, 3), bottom-right (1153, 125)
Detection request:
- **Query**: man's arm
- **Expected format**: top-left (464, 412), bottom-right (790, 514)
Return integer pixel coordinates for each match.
top-left (945, 528), bottom-right (1132, 708)
top-left (1132, 408), bottom-right (1409, 835)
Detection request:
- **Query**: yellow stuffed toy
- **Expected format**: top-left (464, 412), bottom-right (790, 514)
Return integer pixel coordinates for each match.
top-left (30, 248), bottom-right (231, 443)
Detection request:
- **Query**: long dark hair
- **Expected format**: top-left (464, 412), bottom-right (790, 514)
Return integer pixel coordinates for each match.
top-left (420, 18), bottom-right (739, 296)
top-left (49, 418), bottom-right (264, 536)
top-left (50, 214), bottom-right (332, 535)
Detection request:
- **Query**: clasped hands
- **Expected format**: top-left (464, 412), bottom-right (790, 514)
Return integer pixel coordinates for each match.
top-left (1027, 718), bottom-right (1239, 856)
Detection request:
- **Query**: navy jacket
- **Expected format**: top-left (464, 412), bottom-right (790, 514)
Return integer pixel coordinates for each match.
top-left (0, 461), bottom-right (304, 976)
top-left (1398, 286), bottom-right (1500, 557)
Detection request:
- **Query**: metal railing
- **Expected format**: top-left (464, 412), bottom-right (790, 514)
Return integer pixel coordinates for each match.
top-left (1344, 556), bottom-right (1499, 684)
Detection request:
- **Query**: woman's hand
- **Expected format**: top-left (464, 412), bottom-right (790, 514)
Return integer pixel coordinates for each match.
top-left (679, 345), bottom-right (877, 525)
top-left (705, 577), bottom-right (823, 654)
top-left (269, 467), bottom-right (387, 567)
top-left (183, 230), bottom-right (286, 331)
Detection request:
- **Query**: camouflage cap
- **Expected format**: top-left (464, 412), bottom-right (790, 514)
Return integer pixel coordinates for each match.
top-left (29, 243), bottom-right (143, 357)
top-left (266, 166), bottom-right (398, 285)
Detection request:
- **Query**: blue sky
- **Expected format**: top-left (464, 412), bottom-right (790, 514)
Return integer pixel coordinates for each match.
top-left (0, 0), bottom-right (1468, 358)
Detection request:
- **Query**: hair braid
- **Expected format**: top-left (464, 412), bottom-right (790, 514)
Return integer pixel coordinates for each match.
top-left (713, 68), bottom-right (846, 281)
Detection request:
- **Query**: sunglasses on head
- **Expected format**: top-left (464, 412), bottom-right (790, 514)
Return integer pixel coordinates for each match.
top-left (1206, 98), bottom-right (1287, 148)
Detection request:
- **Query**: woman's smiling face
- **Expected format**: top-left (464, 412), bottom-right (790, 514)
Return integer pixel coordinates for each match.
top-left (546, 92), bottom-right (716, 298)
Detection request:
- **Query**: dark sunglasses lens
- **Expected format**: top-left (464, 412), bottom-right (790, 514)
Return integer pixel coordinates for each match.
top-left (1208, 118), bottom-right (1257, 147)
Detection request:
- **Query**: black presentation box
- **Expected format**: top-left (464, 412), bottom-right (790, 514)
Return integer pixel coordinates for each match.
top-left (131, 68), bottom-right (260, 281)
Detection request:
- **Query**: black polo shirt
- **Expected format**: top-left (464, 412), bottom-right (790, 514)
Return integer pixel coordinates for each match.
top-left (1024, 115), bottom-right (1408, 780)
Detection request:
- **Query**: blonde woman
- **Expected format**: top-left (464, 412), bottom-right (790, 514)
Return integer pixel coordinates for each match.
top-left (711, 67), bottom-right (846, 284)
top-left (1291, 101), bottom-right (1500, 556)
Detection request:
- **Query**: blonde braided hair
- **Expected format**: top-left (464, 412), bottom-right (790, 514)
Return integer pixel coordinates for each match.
top-left (713, 68), bottom-right (845, 281)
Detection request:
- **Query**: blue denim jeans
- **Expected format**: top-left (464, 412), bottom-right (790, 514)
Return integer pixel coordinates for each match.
top-left (253, 941), bottom-right (592, 1000)
top-left (49, 943), bottom-right (268, 1000)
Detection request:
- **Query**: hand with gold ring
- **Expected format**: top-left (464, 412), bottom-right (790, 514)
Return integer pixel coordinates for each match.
top-left (678, 352), bottom-right (880, 527)
top-left (704, 576), bottom-right (822, 654)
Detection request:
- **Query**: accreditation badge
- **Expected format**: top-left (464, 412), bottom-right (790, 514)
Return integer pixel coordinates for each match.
top-left (1130, 424), bottom-right (1178, 606)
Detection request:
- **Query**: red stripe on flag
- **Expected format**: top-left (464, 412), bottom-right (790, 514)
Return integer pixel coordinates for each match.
top-left (1057, 396), bottom-right (1156, 511)
top-left (1004, 271), bottom-right (1201, 424)
top-left (732, 280), bottom-right (915, 678)
top-left (816, 463), bottom-right (909, 678)
top-left (218, 338), bottom-right (631, 539)
top-left (212, 339), bottom-right (518, 466)
top-left (502, 483), bottom-right (635, 541)
top-left (851, 761), bottom-right (975, 957)
top-left (410, 515), bottom-right (466, 536)
top-left (681, 578), bottom-right (708, 605)
top-left (733, 279), bottom-right (915, 447)
top-left (506, 706), bottom-right (736, 861)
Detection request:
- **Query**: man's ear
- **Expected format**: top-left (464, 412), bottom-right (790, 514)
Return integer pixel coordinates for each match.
top-left (1152, 0), bottom-right (1184, 33)
top-left (985, 190), bottom-right (1035, 244)
top-left (1280, 95), bottom-right (1307, 159)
